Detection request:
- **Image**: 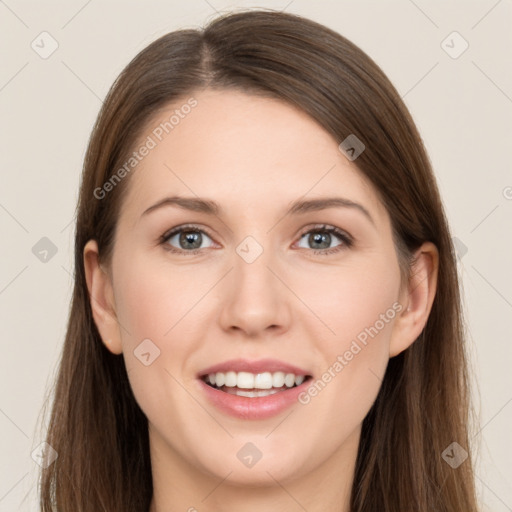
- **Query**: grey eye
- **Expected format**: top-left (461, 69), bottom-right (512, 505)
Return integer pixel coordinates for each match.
top-left (297, 230), bottom-right (343, 250)
top-left (165, 229), bottom-right (215, 251)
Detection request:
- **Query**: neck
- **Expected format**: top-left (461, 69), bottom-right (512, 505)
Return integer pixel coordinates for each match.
top-left (148, 425), bottom-right (360, 512)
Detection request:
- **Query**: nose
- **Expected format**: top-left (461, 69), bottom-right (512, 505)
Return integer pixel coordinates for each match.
top-left (218, 246), bottom-right (292, 338)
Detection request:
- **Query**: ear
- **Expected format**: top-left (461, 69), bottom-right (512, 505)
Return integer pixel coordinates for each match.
top-left (389, 241), bottom-right (439, 357)
top-left (83, 239), bottom-right (123, 355)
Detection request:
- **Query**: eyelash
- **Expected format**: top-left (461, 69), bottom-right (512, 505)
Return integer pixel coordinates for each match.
top-left (159, 223), bottom-right (354, 256)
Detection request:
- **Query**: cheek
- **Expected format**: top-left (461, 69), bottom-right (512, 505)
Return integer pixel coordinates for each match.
top-left (296, 254), bottom-right (401, 346)
top-left (111, 254), bottom-right (193, 402)
top-left (294, 256), bottom-right (401, 415)
top-left (112, 254), bottom-right (203, 428)
top-left (113, 252), bottom-right (207, 343)
top-left (112, 251), bottom-right (220, 404)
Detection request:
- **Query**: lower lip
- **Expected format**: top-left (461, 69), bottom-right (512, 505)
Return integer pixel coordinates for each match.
top-left (198, 379), bottom-right (310, 420)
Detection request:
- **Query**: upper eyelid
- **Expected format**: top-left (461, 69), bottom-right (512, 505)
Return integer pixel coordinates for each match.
top-left (297, 223), bottom-right (351, 238)
top-left (162, 224), bottom-right (215, 241)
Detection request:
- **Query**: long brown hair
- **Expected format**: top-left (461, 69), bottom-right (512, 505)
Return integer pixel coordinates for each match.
top-left (39, 9), bottom-right (479, 511)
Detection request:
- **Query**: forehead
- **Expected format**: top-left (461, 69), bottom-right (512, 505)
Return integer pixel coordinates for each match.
top-left (120, 89), bottom-right (387, 224)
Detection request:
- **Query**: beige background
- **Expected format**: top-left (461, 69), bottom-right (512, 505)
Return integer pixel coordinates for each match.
top-left (1, 0), bottom-right (511, 510)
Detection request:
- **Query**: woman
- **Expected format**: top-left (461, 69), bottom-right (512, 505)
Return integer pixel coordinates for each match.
top-left (38, 9), bottom-right (479, 511)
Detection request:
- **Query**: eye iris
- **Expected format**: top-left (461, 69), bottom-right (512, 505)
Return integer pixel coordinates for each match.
top-left (309, 231), bottom-right (331, 249)
top-left (180, 231), bottom-right (202, 250)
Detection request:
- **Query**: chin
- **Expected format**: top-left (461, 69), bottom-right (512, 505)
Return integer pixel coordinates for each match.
top-left (197, 443), bottom-right (311, 487)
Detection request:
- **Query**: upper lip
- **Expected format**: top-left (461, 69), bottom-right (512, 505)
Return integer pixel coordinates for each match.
top-left (198, 358), bottom-right (311, 378)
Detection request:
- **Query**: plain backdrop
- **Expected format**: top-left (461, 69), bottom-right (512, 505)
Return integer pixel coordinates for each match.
top-left (1, 1), bottom-right (511, 510)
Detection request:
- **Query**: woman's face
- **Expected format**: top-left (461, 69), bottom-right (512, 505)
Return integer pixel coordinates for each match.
top-left (94, 89), bottom-right (414, 488)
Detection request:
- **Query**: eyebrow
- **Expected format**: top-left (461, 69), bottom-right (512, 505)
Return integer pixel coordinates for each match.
top-left (141, 195), bottom-right (375, 225)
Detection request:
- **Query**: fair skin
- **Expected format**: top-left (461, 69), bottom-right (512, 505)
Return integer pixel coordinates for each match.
top-left (84, 89), bottom-right (438, 511)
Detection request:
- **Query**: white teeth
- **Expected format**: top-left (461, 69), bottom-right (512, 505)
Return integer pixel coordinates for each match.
top-left (205, 371), bottom-right (307, 390)
top-left (295, 375), bottom-right (305, 386)
top-left (236, 371), bottom-right (254, 389)
top-left (254, 372), bottom-right (273, 389)
top-left (224, 388), bottom-right (281, 397)
top-left (224, 371), bottom-right (237, 387)
top-left (284, 373), bottom-right (295, 387)
top-left (215, 372), bottom-right (225, 387)
top-left (272, 371), bottom-right (285, 387)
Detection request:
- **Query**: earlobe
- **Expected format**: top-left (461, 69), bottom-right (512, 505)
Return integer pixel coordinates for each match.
top-left (389, 242), bottom-right (439, 357)
top-left (83, 240), bottom-right (123, 355)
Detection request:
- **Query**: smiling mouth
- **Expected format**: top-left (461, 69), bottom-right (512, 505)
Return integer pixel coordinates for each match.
top-left (200, 371), bottom-right (312, 398)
